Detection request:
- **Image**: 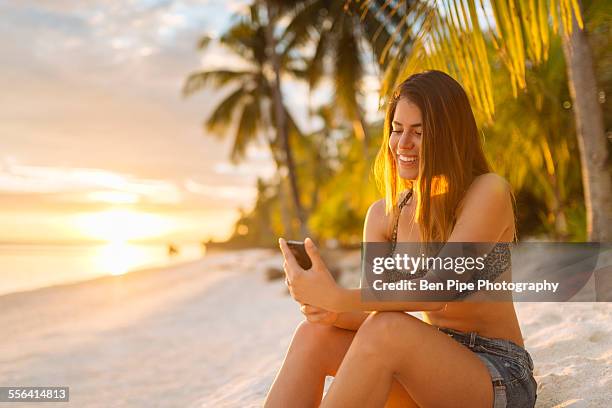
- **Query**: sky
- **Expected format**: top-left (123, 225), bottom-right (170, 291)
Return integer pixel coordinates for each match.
top-left (0, 0), bottom-right (281, 243)
top-left (0, 0), bottom-right (385, 244)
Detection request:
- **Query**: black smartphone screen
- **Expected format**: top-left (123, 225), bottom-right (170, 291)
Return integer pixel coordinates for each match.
top-left (286, 240), bottom-right (313, 270)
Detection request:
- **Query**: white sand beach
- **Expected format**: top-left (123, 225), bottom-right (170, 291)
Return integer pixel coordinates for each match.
top-left (1, 249), bottom-right (610, 407)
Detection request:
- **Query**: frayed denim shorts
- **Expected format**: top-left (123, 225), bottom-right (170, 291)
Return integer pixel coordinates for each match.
top-left (436, 326), bottom-right (537, 408)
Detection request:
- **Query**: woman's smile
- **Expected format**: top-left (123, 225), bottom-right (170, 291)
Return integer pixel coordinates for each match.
top-left (397, 153), bottom-right (418, 167)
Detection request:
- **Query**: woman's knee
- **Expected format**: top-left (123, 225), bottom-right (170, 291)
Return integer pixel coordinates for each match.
top-left (290, 321), bottom-right (357, 376)
top-left (291, 320), bottom-right (338, 352)
top-left (356, 312), bottom-right (418, 346)
top-left (361, 311), bottom-right (409, 333)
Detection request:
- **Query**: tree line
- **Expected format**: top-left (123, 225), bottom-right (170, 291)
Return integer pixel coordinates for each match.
top-left (185, 0), bottom-right (610, 248)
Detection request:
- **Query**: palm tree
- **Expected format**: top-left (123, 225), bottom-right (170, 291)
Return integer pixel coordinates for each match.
top-left (282, 1), bottom-right (415, 156)
top-left (303, 105), bottom-right (340, 212)
top-left (367, 0), bottom-right (610, 241)
top-left (183, 3), bottom-right (309, 236)
top-left (485, 36), bottom-right (583, 240)
top-left (560, 1), bottom-right (610, 242)
top-left (261, 0), bottom-right (311, 237)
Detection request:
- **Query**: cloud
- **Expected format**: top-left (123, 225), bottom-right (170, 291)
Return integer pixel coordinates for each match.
top-left (0, 0), bottom-right (303, 242)
top-left (184, 179), bottom-right (256, 201)
top-left (213, 161), bottom-right (275, 179)
top-left (0, 159), bottom-right (184, 204)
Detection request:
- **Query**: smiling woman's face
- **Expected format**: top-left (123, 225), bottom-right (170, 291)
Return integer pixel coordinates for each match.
top-left (389, 98), bottom-right (422, 180)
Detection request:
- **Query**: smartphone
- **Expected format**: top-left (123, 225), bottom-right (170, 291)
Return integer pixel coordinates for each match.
top-left (286, 240), bottom-right (313, 270)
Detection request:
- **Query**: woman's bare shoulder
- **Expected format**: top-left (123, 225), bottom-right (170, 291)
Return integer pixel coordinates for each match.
top-left (364, 198), bottom-right (392, 241)
top-left (457, 173), bottom-right (511, 211)
top-left (367, 197), bottom-right (391, 214)
top-left (453, 172), bottom-right (514, 241)
top-left (470, 172), bottom-right (512, 194)
top-left (366, 198), bottom-right (389, 227)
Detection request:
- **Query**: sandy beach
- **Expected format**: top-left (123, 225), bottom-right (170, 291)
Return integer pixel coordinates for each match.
top-left (1, 249), bottom-right (610, 407)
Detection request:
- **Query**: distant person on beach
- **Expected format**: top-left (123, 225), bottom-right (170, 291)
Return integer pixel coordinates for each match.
top-left (265, 70), bottom-right (537, 407)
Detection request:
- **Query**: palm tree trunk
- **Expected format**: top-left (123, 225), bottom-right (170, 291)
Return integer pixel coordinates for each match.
top-left (551, 179), bottom-right (569, 240)
top-left (561, 7), bottom-right (611, 243)
top-left (262, 101), bottom-right (293, 238)
top-left (277, 173), bottom-right (293, 237)
top-left (355, 112), bottom-right (370, 159)
top-left (264, 1), bottom-right (310, 238)
top-left (267, 143), bottom-right (292, 237)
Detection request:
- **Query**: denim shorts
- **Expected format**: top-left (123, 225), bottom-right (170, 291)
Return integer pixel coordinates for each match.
top-left (436, 326), bottom-right (537, 408)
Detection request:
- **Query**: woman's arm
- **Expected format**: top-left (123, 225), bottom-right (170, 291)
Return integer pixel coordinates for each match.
top-left (305, 198), bottom-right (403, 328)
top-left (329, 174), bottom-right (512, 313)
top-left (280, 173), bottom-right (514, 313)
top-left (333, 311), bottom-right (371, 331)
top-left (300, 304), bottom-right (370, 331)
top-left (332, 199), bottom-right (392, 328)
top-left (331, 289), bottom-right (446, 313)
top-left (340, 195), bottom-right (447, 312)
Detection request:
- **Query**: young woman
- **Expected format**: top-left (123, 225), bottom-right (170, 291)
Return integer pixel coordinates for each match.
top-left (264, 70), bottom-right (537, 408)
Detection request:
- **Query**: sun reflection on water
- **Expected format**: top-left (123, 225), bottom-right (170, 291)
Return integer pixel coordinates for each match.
top-left (95, 241), bottom-right (154, 276)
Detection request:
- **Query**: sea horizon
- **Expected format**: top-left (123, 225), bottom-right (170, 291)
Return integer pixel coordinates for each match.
top-left (0, 241), bottom-right (206, 296)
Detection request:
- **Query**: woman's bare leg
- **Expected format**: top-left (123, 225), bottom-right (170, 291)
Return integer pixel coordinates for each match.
top-left (264, 320), bottom-right (419, 408)
top-left (264, 321), bottom-right (355, 408)
top-left (320, 312), bottom-right (494, 408)
top-left (384, 380), bottom-right (418, 408)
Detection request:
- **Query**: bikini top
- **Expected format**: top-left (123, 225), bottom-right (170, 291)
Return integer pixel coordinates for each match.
top-left (385, 189), bottom-right (511, 293)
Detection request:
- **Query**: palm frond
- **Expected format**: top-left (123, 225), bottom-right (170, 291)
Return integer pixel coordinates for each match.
top-left (357, 0), bottom-right (414, 68)
top-left (367, 0), bottom-right (583, 122)
top-left (281, 0), bottom-right (324, 49)
top-left (307, 23), bottom-right (335, 88)
top-left (230, 97), bottom-right (261, 162)
top-left (183, 70), bottom-right (254, 96)
top-left (334, 17), bottom-right (364, 125)
top-left (205, 86), bottom-right (248, 135)
top-left (220, 18), bottom-right (268, 66)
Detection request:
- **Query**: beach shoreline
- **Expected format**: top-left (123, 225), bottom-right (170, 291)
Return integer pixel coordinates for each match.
top-left (0, 248), bottom-right (610, 407)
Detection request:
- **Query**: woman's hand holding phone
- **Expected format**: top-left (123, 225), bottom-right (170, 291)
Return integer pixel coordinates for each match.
top-left (278, 237), bottom-right (342, 312)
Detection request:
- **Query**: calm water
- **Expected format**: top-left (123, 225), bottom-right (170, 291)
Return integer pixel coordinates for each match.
top-left (0, 242), bottom-right (204, 296)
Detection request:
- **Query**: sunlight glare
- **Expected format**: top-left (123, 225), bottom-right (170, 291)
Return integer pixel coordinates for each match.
top-left (87, 191), bottom-right (140, 204)
top-left (95, 241), bottom-right (153, 275)
top-left (72, 209), bottom-right (175, 242)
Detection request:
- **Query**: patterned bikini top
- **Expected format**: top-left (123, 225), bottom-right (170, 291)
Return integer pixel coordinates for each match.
top-left (385, 189), bottom-right (511, 290)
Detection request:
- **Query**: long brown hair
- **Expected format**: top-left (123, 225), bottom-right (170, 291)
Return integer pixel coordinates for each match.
top-left (374, 70), bottom-right (491, 242)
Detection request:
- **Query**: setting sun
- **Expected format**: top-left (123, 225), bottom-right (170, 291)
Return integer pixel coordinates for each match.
top-left (94, 241), bottom-right (161, 275)
top-left (72, 209), bottom-right (176, 243)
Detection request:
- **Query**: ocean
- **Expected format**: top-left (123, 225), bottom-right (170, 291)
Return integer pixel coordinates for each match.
top-left (0, 242), bottom-right (204, 296)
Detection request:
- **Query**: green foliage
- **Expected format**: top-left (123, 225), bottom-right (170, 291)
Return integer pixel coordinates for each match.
top-left (369, 0), bottom-right (585, 122)
top-left (226, 120), bottom-right (381, 246)
top-left (200, 0), bottom-right (607, 246)
top-left (483, 35), bottom-right (585, 240)
top-left (308, 129), bottom-right (381, 244)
